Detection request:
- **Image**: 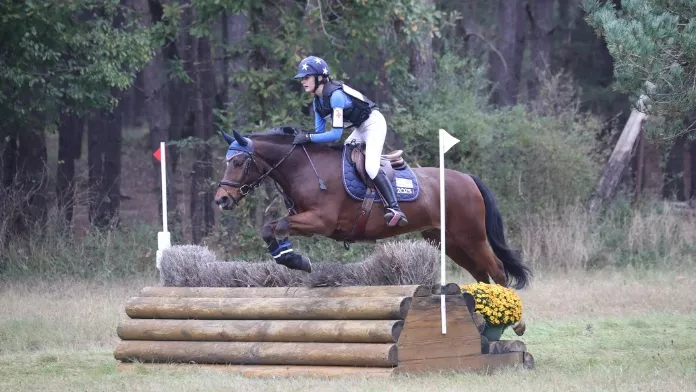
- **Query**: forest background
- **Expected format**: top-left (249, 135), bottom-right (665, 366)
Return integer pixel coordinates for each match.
top-left (2, 0), bottom-right (695, 279)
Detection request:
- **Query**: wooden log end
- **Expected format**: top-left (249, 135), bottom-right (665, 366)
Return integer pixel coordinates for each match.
top-left (413, 285), bottom-right (434, 297)
top-left (512, 320), bottom-right (526, 336)
top-left (391, 320), bottom-right (404, 342)
top-left (428, 283), bottom-right (463, 296)
top-left (461, 292), bottom-right (476, 315)
top-left (488, 340), bottom-right (527, 355)
top-left (471, 312), bottom-right (486, 334)
top-left (480, 335), bottom-right (489, 354)
top-left (523, 351), bottom-right (535, 370)
top-left (398, 297), bottom-right (413, 319)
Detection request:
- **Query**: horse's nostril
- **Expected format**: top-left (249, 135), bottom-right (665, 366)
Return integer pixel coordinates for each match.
top-left (216, 196), bottom-right (228, 206)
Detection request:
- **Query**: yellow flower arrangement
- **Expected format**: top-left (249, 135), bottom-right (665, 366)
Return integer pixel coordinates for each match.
top-left (460, 282), bottom-right (522, 327)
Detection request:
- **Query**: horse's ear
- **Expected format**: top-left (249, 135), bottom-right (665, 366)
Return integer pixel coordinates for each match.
top-left (221, 131), bottom-right (235, 145)
top-left (232, 128), bottom-right (248, 146)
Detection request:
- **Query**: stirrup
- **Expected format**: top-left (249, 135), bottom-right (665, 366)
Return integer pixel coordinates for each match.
top-left (384, 208), bottom-right (408, 227)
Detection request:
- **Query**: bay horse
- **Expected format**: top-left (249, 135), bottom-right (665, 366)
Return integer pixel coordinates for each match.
top-left (214, 126), bottom-right (532, 291)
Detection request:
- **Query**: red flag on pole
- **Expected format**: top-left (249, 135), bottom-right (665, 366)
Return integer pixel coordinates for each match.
top-left (153, 147), bottom-right (162, 161)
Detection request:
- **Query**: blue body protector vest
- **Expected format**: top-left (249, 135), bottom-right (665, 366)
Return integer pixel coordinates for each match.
top-left (314, 81), bottom-right (377, 128)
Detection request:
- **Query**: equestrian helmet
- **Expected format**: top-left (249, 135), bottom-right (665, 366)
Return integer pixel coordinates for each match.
top-left (294, 56), bottom-right (330, 79)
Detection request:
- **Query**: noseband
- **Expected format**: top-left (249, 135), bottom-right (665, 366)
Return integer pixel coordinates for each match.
top-left (217, 141), bottom-right (297, 207)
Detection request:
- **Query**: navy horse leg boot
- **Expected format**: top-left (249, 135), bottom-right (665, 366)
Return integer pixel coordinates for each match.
top-left (269, 237), bottom-right (312, 273)
top-left (372, 169), bottom-right (408, 227)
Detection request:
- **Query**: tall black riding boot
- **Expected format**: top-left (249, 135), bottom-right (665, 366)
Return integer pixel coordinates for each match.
top-left (372, 170), bottom-right (408, 227)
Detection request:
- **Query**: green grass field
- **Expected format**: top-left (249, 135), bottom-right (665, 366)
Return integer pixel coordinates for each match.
top-left (1, 268), bottom-right (694, 392)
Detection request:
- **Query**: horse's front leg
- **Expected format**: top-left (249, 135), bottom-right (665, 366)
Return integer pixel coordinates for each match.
top-left (261, 211), bottom-right (326, 273)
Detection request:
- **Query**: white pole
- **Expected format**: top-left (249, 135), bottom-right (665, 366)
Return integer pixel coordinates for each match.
top-left (439, 131), bottom-right (447, 335)
top-left (160, 141), bottom-right (168, 233)
top-left (156, 142), bottom-right (171, 280)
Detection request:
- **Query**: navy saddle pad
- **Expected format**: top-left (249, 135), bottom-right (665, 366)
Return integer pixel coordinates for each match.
top-left (341, 146), bottom-right (420, 202)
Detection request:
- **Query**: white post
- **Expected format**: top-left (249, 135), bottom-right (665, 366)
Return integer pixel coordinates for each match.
top-left (439, 130), bottom-right (447, 335)
top-left (156, 141), bottom-right (171, 281)
top-left (160, 141), bottom-right (167, 233)
top-left (438, 129), bottom-right (460, 335)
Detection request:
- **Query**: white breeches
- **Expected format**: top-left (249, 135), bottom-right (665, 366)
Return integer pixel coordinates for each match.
top-left (344, 110), bottom-right (387, 180)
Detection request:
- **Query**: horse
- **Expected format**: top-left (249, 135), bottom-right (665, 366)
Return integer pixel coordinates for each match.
top-left (213, 125), bottom-right (532, 293)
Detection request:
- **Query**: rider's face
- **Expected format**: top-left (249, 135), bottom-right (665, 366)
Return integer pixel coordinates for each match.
top-left (300, 75), bottom-right (324, 94)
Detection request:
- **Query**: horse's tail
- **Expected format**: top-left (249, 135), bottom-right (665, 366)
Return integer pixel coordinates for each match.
top-left (470, 175), bottom-right (532, 290)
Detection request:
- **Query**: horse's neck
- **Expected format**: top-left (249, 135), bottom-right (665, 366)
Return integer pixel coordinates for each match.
top-left (256, 140), bottom-right (341, 201)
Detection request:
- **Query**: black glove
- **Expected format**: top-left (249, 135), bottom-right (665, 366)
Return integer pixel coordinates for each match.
top-left (292, 131), bottom-right (311, 145)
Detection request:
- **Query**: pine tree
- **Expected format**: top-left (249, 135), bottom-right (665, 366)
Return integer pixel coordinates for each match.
top-left (583, 0), bottom-right (696, 139)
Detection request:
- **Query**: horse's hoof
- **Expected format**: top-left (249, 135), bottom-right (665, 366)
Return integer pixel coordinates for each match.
top-left (298, 255), bottom-right (312, 273)
top-left (279, 253), bottom-right (312, 273)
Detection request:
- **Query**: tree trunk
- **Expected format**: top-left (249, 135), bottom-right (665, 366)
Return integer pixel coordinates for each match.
top-left (132, 0), bottom-right (177, 235)
top-left (408, 0), bottom-right (434, 94)
top-left (585, 110), bottom-right (646, 213)
top-left (9, 131), bottom-right (49, 236)
top-left (224, 12), bottom-right (249, 112)
top-left (87, 95), bottom-right (124, 229)
top-left (642, 138), bottom-right (664, 199)
top-left (488, 0), bottom-right (527, 107)
top-left (57, 112), bottom-right (85, 225)
top-left (557, 0), bottom-right (579, 45)
top-left (1, 136), bottom-right (16, 188)
top-left (527, 0), bottom-right (554, 101)
top-left (663, 136), bottom-right (686, 200)
top-left (218, 11), bottom-right (249, 235)
top-left (683, 139), bottom-right (692, 200)
top-left (189, 34), bottom-right (216, 244)
top-left (690, 140), bottom-right (696, 200)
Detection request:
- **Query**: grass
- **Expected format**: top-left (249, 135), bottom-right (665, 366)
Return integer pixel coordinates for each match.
top-left (1, 269), bottom-right (695, 391)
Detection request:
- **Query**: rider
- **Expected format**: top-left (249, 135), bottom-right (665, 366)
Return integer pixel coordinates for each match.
top-left (291, 55), bottom-right (408, 227)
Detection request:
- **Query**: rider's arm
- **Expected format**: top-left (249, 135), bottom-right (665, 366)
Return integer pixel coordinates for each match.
top-left (310, 91), bottom-right (350, 143)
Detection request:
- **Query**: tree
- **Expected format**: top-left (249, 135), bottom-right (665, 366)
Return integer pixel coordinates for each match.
top-left (0, 1), bottom-right (154, 234)
top-left (488, 0), bottom-right (527, 107)
top-left (0, 1), bottom-right (153, 136)
top-left (583, 0), bottom-right (696, 139)
top-left (527, 0), bottom-right (555, 101)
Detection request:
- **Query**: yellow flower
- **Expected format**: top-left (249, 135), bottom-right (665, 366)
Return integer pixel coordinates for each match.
top-left (460, 282), bottom-right (523, 327)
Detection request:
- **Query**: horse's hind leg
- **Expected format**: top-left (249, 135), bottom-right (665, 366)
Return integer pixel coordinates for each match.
top-left (420, 229), bottom-right (489, 283)
top-left (462, 239), bottom-right (508, 287)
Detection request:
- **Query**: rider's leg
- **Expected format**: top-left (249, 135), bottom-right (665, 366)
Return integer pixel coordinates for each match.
top-left (361, 111), bottom-right (408, 227)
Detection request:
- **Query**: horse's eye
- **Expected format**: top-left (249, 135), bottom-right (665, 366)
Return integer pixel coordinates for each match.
top-left (233, 160), bottom-right (244, 168)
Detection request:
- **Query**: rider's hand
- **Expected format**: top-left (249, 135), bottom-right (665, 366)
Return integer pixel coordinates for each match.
top-left (292, 131), bottom-right (311, 145)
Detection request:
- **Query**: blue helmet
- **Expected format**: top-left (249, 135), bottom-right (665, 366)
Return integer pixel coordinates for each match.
top-left (294, 56), bottom-right (330, 79)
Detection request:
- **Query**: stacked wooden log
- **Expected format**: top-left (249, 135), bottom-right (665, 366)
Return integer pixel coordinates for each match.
top-left (114, 284), bottom-right (533, 378)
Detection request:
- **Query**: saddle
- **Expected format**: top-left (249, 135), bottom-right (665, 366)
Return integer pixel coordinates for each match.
top-left (347, 143), bottom-right (405, 187)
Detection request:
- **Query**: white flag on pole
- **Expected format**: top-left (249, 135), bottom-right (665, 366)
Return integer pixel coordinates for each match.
top-left (439, 129), bottom-right (460, 335)
top-left (440, 129), bottom-right (460, 153)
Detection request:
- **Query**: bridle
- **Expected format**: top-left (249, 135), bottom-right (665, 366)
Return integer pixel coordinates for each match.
top-left (217, 140), bottom-right (297, 207)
